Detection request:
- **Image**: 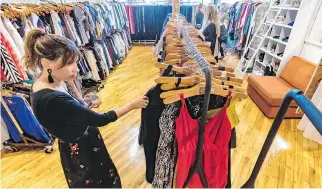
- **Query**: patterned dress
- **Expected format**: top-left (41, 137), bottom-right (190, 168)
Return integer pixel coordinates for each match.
top-left (59, 127), bottom-right (121, 188)
top-left (31, 89), bottom-right (121, 188)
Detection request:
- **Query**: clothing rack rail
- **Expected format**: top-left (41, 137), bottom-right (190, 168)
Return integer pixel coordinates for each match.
top-left (242, 89), bottom-right (322, 188)
top-left (176, 15), bottom-right (213, 188)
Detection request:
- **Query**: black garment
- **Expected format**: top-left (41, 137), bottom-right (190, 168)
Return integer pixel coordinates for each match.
top-left (220, 24), bottom-right (228, 43)
top-left (203, 22), bottom-right (217, 55)
top-left (195, 12), bottom-right (204, 26)
top-left (139, 65), bottom-right (173, 183)
top-left (219, 40), bottom-right (225, 58)
top-left (31, 89), bottom-right (121, 188)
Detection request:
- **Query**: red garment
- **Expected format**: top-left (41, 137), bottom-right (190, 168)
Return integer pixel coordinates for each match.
top-left (1, 68), bottom-right (7, 80)
top-left (127, 6), bottom-right (135, 34)
top-left (175, 94), bottom-right (231, 188)
top-left (0, 33), bottom-right (26, 80)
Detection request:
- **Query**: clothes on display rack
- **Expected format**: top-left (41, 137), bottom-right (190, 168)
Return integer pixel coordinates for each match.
top-left (1, 95), bottom-right (51, 143)
top-left (175, 94), bottom-right (231, 188)
top-left (227, 1), bottom-right (263, 49)
top-left (0, 2), bottom-right (132, 89)
top-left (128, 5), bottom-right (194, 40)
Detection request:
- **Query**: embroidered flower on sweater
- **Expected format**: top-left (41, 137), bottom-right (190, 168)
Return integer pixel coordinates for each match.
top-left (93, 147), bottom-right (100, 152)
top-left (70, 143), bottom-right (79, 155)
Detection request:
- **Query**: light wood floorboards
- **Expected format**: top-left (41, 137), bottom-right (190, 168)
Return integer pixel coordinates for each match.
top-left (1, 46), bottom-right (321, 188)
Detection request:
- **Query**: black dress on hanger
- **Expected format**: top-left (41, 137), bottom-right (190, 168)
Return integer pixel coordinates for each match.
top-left (139, 65), bottom-right (174, 183)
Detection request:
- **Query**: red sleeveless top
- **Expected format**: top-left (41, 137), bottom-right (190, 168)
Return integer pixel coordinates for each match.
top-left (175, 94), bottom-right (231, 188)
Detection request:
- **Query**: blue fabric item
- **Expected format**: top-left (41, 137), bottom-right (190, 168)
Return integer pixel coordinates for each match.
top-left (243, 6), bottom-right (254, 35)
top-left (1, 102), bottom-right (22, 143)
top-left (288, 22), bottom-right (294, 26)
top-left (3, 95), bottom-right (51, 142)
top-left (131, 5), bottom-right (193, 41)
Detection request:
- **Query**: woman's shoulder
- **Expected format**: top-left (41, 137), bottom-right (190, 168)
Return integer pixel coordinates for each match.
top-left (32, 88), bottom-right (73, 103)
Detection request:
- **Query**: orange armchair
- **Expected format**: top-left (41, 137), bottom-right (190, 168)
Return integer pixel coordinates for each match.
top-left (247, 56), bottom-right (316, 118)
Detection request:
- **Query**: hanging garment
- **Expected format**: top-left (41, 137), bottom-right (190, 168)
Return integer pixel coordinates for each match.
top-left (29, 12), bottom-right (46, 31)
top-left (0, 21), bottom-right (24, 75)
top-left (1, 100), bottom-right (22, 143)
top-left (11, 19), bottom-right (26, 38)
top-left (50, 11), bottom-right (65, 36)
top-left (83, 49), bottom-right (101, 81)
top-left (95, 43), bottom-right (110, 75)
top-left (1, 18), bottom-right (24, 53)
top-left (140, 65), bottom-right (173, 183)
top-left (65, 12), bottom-right (82, 46)
top-left (175, 94), bottom-right (231, 188)
top-left (3, 95), bottom-right (51, 142)
top-left (152, 95), bottom-right (227, 188)
top-left (0, 40), bottom-right (24, 83)
top-left (71, 7), bottom-right (90, 45)
top-left (39, 14), bottom-right (55, 34)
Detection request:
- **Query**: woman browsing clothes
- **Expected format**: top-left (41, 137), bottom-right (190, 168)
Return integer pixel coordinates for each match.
top-left (197, 4), bottom-right (220, 62)
top-left (24, 29), bottom-right (149, 188)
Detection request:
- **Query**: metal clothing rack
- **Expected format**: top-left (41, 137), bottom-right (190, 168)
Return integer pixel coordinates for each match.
top-left (242, 89), bottom-right (322, 188)
top-left (176, 15), bottom-right (213, 188)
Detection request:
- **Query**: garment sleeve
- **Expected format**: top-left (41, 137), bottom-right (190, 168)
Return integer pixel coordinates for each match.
top-left (47, 94), bottom-right (117, 127)
top-left (202, 24), bottom-right (210, 38)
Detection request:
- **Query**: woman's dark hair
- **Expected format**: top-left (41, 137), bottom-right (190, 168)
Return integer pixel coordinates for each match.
top-left (23, 29), bottom-right (81, 72)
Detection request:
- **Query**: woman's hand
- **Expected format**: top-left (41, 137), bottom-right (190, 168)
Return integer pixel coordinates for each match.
top-left (130, 96), bottom-right (149, 109)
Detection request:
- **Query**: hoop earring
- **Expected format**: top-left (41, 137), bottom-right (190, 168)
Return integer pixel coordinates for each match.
top-left (47, 69), bottom-right (54, 83)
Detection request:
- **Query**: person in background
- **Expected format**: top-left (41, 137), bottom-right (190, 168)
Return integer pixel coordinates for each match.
top-left (23, 29), bottom-right (149, 188)
top-left (219, 19), bottom-right (228, 60)
top-left (195, 4), bottom-right (204, 29)
top-left (197, 4), bottom-right (220, 62)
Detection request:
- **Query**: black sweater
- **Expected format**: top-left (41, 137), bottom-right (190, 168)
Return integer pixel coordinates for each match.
top-left (31, 89), bottom-right (117, 142)
top-left (202, 22), bottom-right (217, 55)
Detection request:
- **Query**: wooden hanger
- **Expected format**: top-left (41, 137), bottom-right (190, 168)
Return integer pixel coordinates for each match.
top-left (155, 76), bottom-right (201, 86)
top-left (213, 71), bottom-right (235, 77)
top-left (161, 83), bottom-right (191, 90)
top-left (154, 63), bottom-right (193, 76)
top-left (158, 75), bottom-right (244, 92)
top-left (215, 76), bottom-right (243, 84)
top-left (161, 83), bottom-right (248, 104)
top-left (211, 65), bottom-right (234, 72)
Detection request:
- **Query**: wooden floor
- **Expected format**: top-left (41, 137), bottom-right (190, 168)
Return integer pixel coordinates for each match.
top-left (1, 46), bottom-right (322, 188)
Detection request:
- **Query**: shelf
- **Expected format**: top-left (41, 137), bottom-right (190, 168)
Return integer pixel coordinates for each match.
top-left (266, 21), bottom-right (293, 29)
top-left (270, 6), bottom-right (300, 11)
top-left (255, 35), bottom-right (263, 39)
top-left (249, 47), bottom-right (256, 51)
top-left (256, 60), bottom-right (268, 66)
top-left (266, 36), bottom-right (288, 45)
top-left (259, 48), bottom-right (282, 60)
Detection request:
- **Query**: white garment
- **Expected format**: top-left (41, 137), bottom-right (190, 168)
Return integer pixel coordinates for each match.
top-left (50, 11), bottom-right (64, 36)
top-left (0, 20), bottom-right (27, 79)
top-left (83, 50), bottom-right (101, 81)
top-left (153, 29), bottom-right (166, 57)
top-left (23, 17), bottom-right (34, 34)
top-left (2, 18), bottom-right (24, 53)
top-left (29, 13), bottom-right (41, 29)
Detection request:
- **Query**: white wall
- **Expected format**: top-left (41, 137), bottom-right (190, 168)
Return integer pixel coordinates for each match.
top-left (296, 0), bottom-right (322, 144)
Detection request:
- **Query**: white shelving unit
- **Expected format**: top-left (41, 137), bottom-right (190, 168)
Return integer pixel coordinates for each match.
top-left (234, 0), bottom-right (302, 78)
